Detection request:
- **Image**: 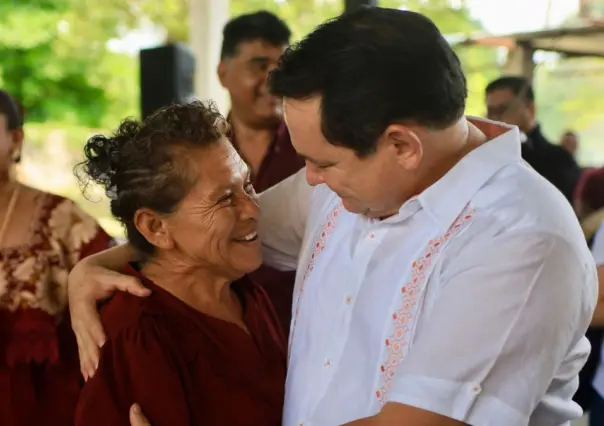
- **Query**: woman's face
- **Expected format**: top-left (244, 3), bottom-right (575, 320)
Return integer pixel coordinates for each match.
top-left (0, 114), bottom-right (22, 176)
top-left (159, 139), bottom-right (262, 279)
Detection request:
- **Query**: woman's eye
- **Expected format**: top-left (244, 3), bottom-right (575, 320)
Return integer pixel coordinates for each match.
top-left (218, 193), bottom-right (235, 205)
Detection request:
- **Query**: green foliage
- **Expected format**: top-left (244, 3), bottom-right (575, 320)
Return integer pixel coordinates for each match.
top-left (535, 57), bottom-right (604, 163)
top-left (1, 0), bottom-right (603, 167)
top-left (0, 0), bottom-right (495, 128)
top-left (0, 0), bottom-right (138, 127)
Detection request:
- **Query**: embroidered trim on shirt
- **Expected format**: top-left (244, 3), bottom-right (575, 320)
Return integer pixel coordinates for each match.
top-left (376, 206), bottom-right (475, 406)
top-left (288, 201), bottom-right (343, 361)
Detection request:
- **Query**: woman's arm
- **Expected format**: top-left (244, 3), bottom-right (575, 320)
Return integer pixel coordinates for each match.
top-left (68, 243), bottom-right (149, 379)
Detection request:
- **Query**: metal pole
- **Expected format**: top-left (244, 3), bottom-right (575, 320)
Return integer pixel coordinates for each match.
top-left (344, 0), bottom-right (378, 12)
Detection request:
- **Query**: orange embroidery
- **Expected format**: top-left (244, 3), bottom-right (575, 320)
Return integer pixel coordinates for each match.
top-left (376, 208), bottom-right (475, 406)
top-left (288, 202), bottom-right (343, 360)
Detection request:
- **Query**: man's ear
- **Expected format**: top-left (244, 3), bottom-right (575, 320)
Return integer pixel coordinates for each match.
top-left (217, 60), bottom-right (229, 88)
top-left (382, 123), bottom-right (423, 171)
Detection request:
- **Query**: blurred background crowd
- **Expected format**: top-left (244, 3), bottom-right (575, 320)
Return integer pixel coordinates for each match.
top-left (2, 0), bottom-right (604, 236)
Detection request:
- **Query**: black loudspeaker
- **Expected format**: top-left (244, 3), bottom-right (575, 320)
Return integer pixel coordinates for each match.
top-left (139, 43), bottom-right (196, 120)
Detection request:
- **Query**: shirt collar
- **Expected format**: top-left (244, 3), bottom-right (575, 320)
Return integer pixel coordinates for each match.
top-left (415, 117), bottom-right (521, 232)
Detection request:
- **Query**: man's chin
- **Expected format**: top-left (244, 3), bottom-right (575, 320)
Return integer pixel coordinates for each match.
top-left (341, 198), bottom-right (367, 215)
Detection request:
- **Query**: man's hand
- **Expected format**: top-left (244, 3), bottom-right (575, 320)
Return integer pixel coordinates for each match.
top-left (130, 404), bottom-right (151, 426)
top-left (343, 403), bottom-right (467, 426)
top-left (68, 244), bottom-right (149, 379)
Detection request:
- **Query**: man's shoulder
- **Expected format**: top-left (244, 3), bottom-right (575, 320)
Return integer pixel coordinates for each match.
top-left (465, 162), bottom-right (586, 251)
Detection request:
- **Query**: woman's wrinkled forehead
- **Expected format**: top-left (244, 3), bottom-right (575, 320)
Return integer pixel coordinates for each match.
top-left (188, 140), bottom-right (250, 196)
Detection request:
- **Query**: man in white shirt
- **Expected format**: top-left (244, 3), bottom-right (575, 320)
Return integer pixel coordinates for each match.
top-left (67, 7), bottom-right (597, 426)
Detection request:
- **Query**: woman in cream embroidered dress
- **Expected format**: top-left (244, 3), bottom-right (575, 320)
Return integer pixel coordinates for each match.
top-left (0, 90), bottom-right (113, 426)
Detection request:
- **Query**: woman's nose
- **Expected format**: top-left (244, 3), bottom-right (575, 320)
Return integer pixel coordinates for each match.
top-left (238, 193), bottom-right (261, 220)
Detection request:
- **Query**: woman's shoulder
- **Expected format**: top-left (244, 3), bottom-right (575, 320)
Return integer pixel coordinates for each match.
top-left (100, 266), bottom-right (197, 344)
top-left (100, 290), bottom-right (149, 340)
top-left (21, 186), bottom-right (67, 208)
top-left (100, 267), bottom-right (161, 339)
top-left (26, 188), bottom-right (101, 238)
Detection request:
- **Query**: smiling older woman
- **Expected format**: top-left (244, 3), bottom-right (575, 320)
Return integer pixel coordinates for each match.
top-left (73, 101), bottom-right (286, 426)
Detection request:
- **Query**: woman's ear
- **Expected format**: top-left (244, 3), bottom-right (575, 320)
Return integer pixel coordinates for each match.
top-left (134, 209), bottom-right (174, 250)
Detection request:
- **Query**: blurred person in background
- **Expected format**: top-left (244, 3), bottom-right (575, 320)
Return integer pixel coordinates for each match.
top-left (560, 130), bottom-right (580, 159)
top-left (573, 166), bottom-right (604, 412)
top-left (485, 76), bottom-right (581, 203)
top-left (575, 167), bottom-right (604, 227)
top-left (587, 219), bottom-right (604, 425)
top-left (218, 11), bottom-right (304, 331)
top-left (0, 90), bottom-right (113, 426)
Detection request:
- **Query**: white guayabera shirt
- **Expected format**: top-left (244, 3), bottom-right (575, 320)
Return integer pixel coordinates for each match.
top-left (257, 118), bottom-right (598, 426)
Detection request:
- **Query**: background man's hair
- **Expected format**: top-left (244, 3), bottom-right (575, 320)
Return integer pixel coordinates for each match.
top-left (220, 11), bottom-right (291, 60)
top-left (486, 76), bottom-right (535, 103)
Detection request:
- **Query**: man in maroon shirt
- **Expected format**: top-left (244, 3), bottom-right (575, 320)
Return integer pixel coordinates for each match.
top-left (217, 11), bottom-right (304, 332)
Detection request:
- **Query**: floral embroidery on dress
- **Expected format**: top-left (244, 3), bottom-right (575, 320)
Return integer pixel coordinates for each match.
top-left (0, 261), bottom-right (8, 298)
top-left (49, 199), bottom-right (100, 267)
top-left (0, 193), bottom-right (111, 316)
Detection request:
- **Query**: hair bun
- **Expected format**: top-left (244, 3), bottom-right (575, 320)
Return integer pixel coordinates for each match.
top-left (77, 118), bottom-right (142, 197)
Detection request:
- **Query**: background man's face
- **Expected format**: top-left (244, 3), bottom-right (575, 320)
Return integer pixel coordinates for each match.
top-left (560, 133), bottom-right (578, 156)
top-left (0, 114), bottom-right (22, 175)
top-left (219, 40), bottom-right (287, 126)
top-left (486, 88), bottom-right (534, 133)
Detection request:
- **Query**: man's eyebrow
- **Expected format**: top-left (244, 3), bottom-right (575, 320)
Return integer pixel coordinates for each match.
top-left (298, 153), bottom-right (325, 165)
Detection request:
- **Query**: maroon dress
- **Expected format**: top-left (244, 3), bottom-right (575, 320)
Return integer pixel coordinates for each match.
top-left (0, 193), bottom-right (114, 426)
top-left (75, 268), bottom-right (287, 426)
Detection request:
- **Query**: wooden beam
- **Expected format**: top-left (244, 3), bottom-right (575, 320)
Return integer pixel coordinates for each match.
top-left (503, 43), bottom-right (535, 82)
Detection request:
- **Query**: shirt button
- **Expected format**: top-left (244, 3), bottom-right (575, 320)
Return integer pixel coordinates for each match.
top-left (324, 358), bottom-right (333, 368)
top-left (472, 384), bottom-right (482, 394)
top-left (345, 296), bottom-right (353, 305)
top-left (368, 232), bottom-right (375, 239)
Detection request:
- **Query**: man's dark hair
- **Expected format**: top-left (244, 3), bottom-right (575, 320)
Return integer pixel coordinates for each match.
top-left (0, 90), bottom-right (24, 131)
top-left (268, 7), bottom-right (467, 157)
top-left (485, 76), bottom-right (535, 103)
top-left (76, 101), bottom-right (228, 257)
top-left (220, 11), bottom-right (291, 60)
